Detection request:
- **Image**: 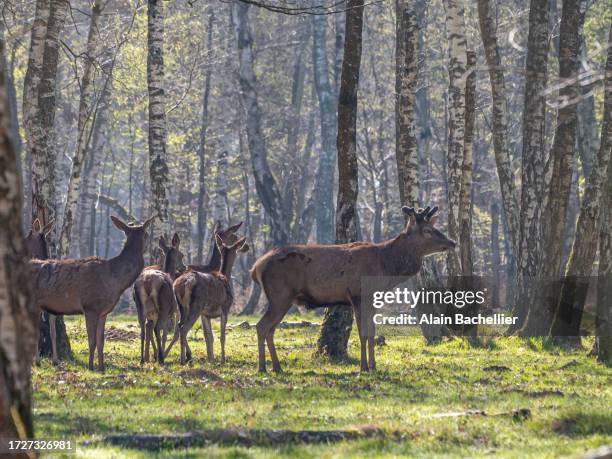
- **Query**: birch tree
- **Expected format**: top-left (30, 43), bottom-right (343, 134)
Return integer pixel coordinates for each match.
top-left (147, 0), bottom-right (170, 226)
top-left (443, 0), bottom-right (467, 277)
top-left (58, 0), bottom-right (105, 258)
top-left (513, 0), bottom-right (550, 332)
top-left (0, 48), bottom-right (38, 443)
top-left (458, 51), bottom-right (476, 276)
top-left (312, 4), bottom-right (336, 244)
top-left (550, 24), bottom-right (611, 341)
top-left (317, 0), bottom-right (364, 359)
top-left (477, 0), bottom-right (520, 258)
top-left (395, 0), bottom-right (419, 208)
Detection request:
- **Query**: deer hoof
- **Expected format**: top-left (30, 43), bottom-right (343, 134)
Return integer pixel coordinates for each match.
top-left (257, 366), bottom-right (267, 374)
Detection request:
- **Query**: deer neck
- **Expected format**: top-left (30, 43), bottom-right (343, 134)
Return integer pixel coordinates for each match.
top-left (220, 250), bottom-right (237, 280)
top-left (162, 253), bottom-right (177, 280)
top-left (110, 234), bottom-right (145, 289)
top-left (207, 244), bottom-right (222, 271)
top-left (380, 234), bottom-right (424, 277)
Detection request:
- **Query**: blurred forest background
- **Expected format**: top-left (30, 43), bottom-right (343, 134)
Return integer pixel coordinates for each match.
top-left (0, 0), bottom-right (610, 354)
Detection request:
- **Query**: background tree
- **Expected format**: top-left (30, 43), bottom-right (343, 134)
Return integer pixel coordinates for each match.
top-left (0, 38), bottom-right (37, 444)
top-left (317, 0), bottom-right (365, 358)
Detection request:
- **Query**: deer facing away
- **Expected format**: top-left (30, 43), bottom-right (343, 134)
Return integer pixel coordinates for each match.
top-left (170, 234), bottom-right (248, 365)
top-left (164, 222), bottom-right (248, 359)
top-left (24, 218), bottom-right (58, 365)
top-left (250, 206), bottom-right (456, 373)
top-left (29, 215), bottom-right (154, 371)
top-left (133, 233), bottom-right (185, 364)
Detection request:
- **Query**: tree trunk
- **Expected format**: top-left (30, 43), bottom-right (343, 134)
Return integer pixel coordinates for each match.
top-left (312, 3), bottom-right (336, 244)
top-left (77, 57), bottom-right (112, 258)
top-left (233, 1), bottom-right (287, 246)
top-left (491, 202), bottom-right (501, 308)
top-left (513, 0), bottom-right (550, 333)
top-left (196, 13), bottom-right (214, 264)
top-left (596, 148), bottom-right (612, 363)
top-left (459, 51), bottom-right (476, 276)
top-left (550, 24), bottom-right (611, 341)
top-left (58, 0), bottom-right (105, 258)
top-left (477, 0), bottom-right (520, 260)
top-left (443, 0), bottom-right (467, 276)
top-left (147, 0), bottom-right (170, 227)
top-left (0, 53), bottom-right (38, 445)
top-left (317, 0), bottom-right (364, 359)
top-left (23, 0), bottom-right (71, 360)
top-left (394, 0), bottom-right (419, 208)
top-left (523, 0), bottom-right (586, 335)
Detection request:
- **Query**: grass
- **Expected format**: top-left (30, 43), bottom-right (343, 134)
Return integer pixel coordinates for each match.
top-left (33, 313), bottom-right (612, 458)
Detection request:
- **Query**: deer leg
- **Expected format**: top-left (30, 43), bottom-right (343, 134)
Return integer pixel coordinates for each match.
top-left (364, 308), bottom-right (376, 371)
top-left (96, 314), bottom-right (108, 372)
top-left (179, 313), bottom-right (199, 365)
top-left (201, 316), bottom-right (214, 363)
top-left (134, 291), bottom-right (146, 364)
top-left (350, 298), bottom-right (368, 372)
top-left (144, 320), bottom-right (155, 363)
top-left (256, 290), bottom-right (293, 374)
top-left (220, 313), bottom-right (227, 364)
top-left (49, 314), bottom-right (59, 365)
top-left (154, 322), bottom-right (164, 365)
top-left (85, 312), bottom-right (99, 371)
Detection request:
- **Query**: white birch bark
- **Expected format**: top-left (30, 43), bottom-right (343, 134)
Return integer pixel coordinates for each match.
top-left (443, 0), bottom-right (467, 276)
top-left (58, 0), bottom-right (104, 258)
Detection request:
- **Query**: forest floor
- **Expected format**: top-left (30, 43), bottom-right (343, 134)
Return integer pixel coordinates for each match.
top-left (33, 314), bottom-right (611, 458)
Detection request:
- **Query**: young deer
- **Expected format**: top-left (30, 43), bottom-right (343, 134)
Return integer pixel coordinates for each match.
top-left (24, 218), bottom-right (58, 365)
top-left (250, 206), bottom-right (456, 373)
top-left (133, 233), bottom-right (185, 364)
top-left (29, 215), bottom-right (154, 371)
top-left (164, 222), bottom-right (248, 358)
top-left (171, 235), bottom-right (248, 365)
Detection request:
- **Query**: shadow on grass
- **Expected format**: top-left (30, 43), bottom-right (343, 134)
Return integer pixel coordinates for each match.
top-left (552, 411), bottom-right (612, 437)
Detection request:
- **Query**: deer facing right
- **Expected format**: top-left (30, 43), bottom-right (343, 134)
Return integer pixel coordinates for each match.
top-left (250, 206), bottom-right (456, 373)
top-left (29, 215), bottom-right (154, 371)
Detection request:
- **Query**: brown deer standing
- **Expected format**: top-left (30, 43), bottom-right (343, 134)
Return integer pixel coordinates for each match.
top-left (29, 215), bottom-right (154, 371)
top-left (164, 222), bottom-right (248, 358)
top-left (250, 206), bottom-right (456, 373)
top-left (133, 233), bottom-right (185, 364)
top-left (24, 218), bottom-right (58, 364)
top-left (171, 235), bottom-right (248, 364)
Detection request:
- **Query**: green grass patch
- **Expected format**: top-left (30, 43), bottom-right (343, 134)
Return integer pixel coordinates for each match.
top-left (33, 314), bottom-right (612, 458)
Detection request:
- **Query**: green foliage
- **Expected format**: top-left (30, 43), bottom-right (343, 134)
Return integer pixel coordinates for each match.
top-left (33, 314), bottom-right (612, 458)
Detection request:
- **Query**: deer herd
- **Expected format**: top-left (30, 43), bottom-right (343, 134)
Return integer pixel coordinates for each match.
top-left (24, 205), bottom-right (455, 373)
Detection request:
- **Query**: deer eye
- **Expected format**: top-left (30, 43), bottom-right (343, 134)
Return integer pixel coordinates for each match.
top-left (423, 228), bottom-right (432, 236)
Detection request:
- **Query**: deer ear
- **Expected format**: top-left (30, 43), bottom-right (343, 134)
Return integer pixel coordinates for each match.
top-left (142, 216), bottom-right (156, 230)
top-left (215, 233), bottom-right (224, 249)
top-left (429, 215), bottom-right (438, 226)
top-left (171, 232), bottom-right (180, 248)
top-left (42, 219), bottom-right (55, 235)
top-left (32, 219), bottom-right (42, 233)
top-left (401, 206), bottom-right (415, 217)
top-left (226, 221), bottom-right (243, 233)
top-left (111, 216), bottom-right (130, 233)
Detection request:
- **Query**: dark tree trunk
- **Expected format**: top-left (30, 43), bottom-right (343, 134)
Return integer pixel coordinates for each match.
top-left (0, 50), bottom-right (38, 445)
top-left (233, 1), bottom-right (288, 246)
top-left (491, 202), bottom-right (501, 309)
top-left (317, 0), bottom-right (364, 359)
top-left (197, 14), bottom-right (214, 263)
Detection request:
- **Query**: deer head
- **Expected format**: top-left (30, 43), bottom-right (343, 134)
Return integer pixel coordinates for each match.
top-left (25, 218), bottom-right (54, 259)
top-left (159, 232), bottom-right (186, 278)
top-left (217, 221), bottom-right (250, 253)
top-left (401, 206), bottom-right (456, 256)
top-left (214, 234), bottom-right (249, 277)
top-left (111, 215), bottom-right (155, 255)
